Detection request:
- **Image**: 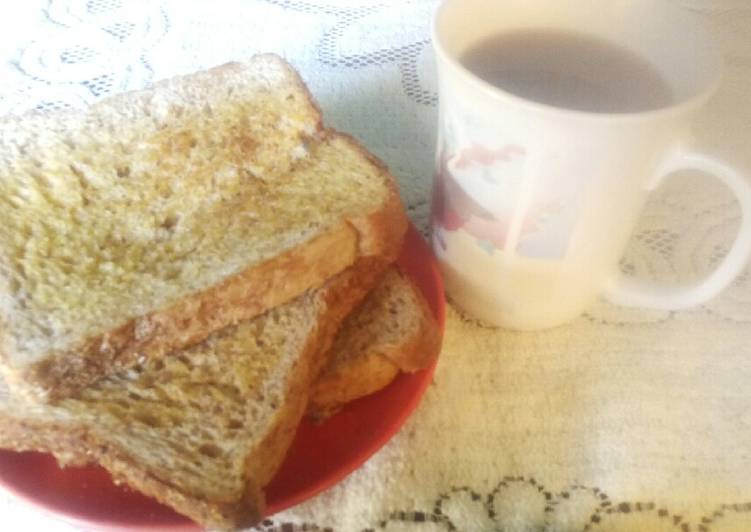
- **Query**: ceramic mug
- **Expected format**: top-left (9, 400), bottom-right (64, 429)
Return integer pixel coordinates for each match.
top-left (430, 0), bottom-right (751, 330)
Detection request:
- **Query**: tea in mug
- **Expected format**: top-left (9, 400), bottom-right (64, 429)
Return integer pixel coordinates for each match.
top-left (460, 29), bottom-right (674, 113)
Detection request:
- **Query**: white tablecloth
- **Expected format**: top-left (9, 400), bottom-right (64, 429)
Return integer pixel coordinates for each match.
top-left (1, 1), bottom-right (751, 531)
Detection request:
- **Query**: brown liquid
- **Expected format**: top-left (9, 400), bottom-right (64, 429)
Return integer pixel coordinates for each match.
top-left (460, 29), bottom-right (674, 113)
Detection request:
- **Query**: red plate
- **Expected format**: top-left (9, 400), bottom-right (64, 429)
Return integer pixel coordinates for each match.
top-left (0, 224), bottom-right (445, 531)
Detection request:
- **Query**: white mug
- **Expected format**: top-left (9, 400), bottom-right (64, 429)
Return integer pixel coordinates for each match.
top-left (430, 0), bottom-right (751, 330)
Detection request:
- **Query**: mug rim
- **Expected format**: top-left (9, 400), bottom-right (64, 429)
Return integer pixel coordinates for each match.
top-left (431, 0), bottom-right (723, 123)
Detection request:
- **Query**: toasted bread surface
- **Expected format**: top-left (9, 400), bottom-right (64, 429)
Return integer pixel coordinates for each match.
top-left (0, 54), bottom-right (406, 398)
top-left (309, 267), bottom-right (441, 419)
top-left (0, 260), bottom-right (386, 530)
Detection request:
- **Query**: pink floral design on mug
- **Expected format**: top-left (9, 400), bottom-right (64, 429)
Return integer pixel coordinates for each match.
top-left (431, 0), bottom-right (751, 330)
top-left (433, 142), bottom-right (564, 255)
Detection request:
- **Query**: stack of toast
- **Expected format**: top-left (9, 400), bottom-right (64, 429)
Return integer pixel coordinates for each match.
top-left (0, 55), bottom-right (440, 529)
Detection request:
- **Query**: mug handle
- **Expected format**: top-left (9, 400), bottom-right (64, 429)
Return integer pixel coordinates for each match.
top-left (604, 147), bottom-right (751, 310)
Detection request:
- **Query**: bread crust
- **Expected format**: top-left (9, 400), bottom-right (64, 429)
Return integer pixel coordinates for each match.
top-left (308, 266), bottom-right (441, 419)
top-left (330, 130), bottom-right (408, 264)
top-left (308, 351), bottom-right (400, 420)
top-left (0, 55), bottom-right (411, 528)
top-left (0, 416), bottom-right (265, 528)
top-left (18, 223), bottom-right (361, 400)
top-left (243, 257), bottom-right (389, 490)
top-left (0, 259), bottom-right (389, 530)
top-left (381, 268), bottom-right (441, 373)
top-left (3, 129), bottom-right (406, 401)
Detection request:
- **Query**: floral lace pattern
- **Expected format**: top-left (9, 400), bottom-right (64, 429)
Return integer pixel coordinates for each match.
top-left (1, 0), bottom-right (168, 114)
top-left (258, 476), bottom-right (751, 531)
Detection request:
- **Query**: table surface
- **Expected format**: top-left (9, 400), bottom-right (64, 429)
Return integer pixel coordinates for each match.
top-left (2, 1), bottom-right (751, 531)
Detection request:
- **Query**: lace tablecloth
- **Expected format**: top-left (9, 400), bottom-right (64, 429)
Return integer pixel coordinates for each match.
top-left (2, 1), bottom-right (751, 531)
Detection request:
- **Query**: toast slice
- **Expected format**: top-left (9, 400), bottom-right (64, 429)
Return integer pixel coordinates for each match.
top-left (0, 54), bottom-right (406, 399)
top-left (0, 260), bottom-right (385, 530)
top-left (308, 267), bottom-right (441, 419)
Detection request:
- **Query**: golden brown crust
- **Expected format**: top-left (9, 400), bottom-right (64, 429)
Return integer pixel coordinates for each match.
top-left (21, 224), bottom-right (360, 400)
top-left (0, 417), bottom-right (263, 529)
top-left (3, 60), bottom-right (407, 402)
top-left (12, 146), bottom-right (406, 400)
top-left (382, 267), bottom-right (442, 372)
top-left (246, 257), bottom-right (389, 488)
top-left (308, 267), bottom-right (441, 419)
top-left (308, 352), bottom-right (400, 420)
top-left (0, 259), bottom-right (389, 530)
top-left (327, 130), bottom-right (408, 264)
